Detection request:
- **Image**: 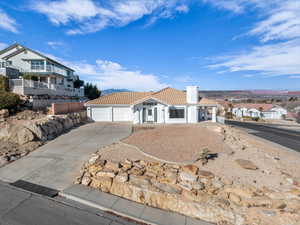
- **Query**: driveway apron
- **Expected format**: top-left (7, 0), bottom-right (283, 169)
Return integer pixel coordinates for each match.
top-left (0, 122), bottom-right (132, 190)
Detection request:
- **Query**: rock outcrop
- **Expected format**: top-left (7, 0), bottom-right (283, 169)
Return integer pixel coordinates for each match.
top-left (77, 153), bottom-right (300, 225)
top-left (0, 111), bottom-right (87, 167)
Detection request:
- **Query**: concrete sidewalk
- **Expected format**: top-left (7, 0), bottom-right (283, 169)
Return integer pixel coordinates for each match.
top-left (0, 123), bottom-right (132, 190)
top-left (61, 184), bottom-right (213, 225)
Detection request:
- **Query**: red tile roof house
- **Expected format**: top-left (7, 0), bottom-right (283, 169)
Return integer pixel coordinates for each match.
top-left (85, 86), bottom-right (219, 124)
top-left (232, 103), bottom-right (287, 120)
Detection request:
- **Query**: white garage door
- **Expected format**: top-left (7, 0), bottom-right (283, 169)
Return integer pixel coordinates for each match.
top-left (91, 107), bottom-right (112, 121)
top-left (113, 107), bottom-right (132, 121)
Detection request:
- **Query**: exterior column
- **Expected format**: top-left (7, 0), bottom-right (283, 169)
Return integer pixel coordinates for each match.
top-left (47, 76), bottom-right (51, 89)
top-left (212, 107), bottom-right (217, 123)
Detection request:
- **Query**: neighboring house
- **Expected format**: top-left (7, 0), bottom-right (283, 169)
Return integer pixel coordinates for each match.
top-left (0, 43), bottom-right (84, 97)
top-left (85, 86), bottom-right (219, 124)
top-left (232, 104), bottom-right (287, 120)
top-left (294, 106), bottom-right (300, 113)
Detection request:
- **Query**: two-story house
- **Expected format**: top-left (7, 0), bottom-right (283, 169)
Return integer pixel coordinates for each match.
top-left (0, 43), bottom-right (84, 97)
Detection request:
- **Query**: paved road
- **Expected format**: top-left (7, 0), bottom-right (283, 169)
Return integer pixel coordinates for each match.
top-left (0, 181), bottom-right (138, 225)
top-left (0, 122), bottom-right (132, 190)
top-left (226, 120), bottom-right (300, 152)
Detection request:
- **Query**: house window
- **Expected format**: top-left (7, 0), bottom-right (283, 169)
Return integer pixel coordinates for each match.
top-left (169, 108), bottom-right (185, 119)
top-left (31, 60), bottom-right (44, 70)
top-left (148, 109), bottom-right (152, 116)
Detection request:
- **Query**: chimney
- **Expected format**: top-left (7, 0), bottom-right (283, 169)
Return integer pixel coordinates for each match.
top-left (186, 86), bottom-right (198, 104)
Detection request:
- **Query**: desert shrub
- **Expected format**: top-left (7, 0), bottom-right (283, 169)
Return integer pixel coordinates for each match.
top-left (0, 75), bottom-right (9, 92)
top-left (0, 92), bottom-right (21, 110)
top-left (242, 116), bottom-right (252, 121)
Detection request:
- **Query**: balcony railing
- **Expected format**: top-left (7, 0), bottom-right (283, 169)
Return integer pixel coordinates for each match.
top-left (46, 65), bottom-right (67, 76)
top-left (9, 79), bottom-right (84, 97)
top-left (1, 64), bottom-right (67, 77)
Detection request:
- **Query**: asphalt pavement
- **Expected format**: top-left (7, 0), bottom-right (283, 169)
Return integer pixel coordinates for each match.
top-left (0, 181), bottom-right (139, 225)
top-left (226, 120), bottom-right (300, 152)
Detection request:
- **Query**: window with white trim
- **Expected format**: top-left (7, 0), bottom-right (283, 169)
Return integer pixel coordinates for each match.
top-left (169, 108), bottom-right (185, 119)
top-left (31, 60), bottom-right (44, 70)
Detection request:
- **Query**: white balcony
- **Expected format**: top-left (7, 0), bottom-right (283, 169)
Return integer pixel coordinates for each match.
top-left (9, 79), bottom-right (84, 97)
top-left (46, 65), bottom-right (68, 76)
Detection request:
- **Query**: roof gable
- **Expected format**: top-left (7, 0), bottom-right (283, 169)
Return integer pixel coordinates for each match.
top-left (234, 103), bottom-right (275, 112)
top-left (87, 92), bottom-right (152, 105)
top-left (86, 87), bottom-right (218, 106)
top-left (1, 43), bottom-right (74, 72)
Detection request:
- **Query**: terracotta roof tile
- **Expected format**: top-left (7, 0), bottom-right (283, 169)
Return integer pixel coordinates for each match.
top-left (199, 98), bottom-right (218, 105)
top-left (234, 103), bottom-right (275, 112)
top-left (87, 92), bottom-right (152, 105)
top-left (86, 87), bottom-right (218, 106)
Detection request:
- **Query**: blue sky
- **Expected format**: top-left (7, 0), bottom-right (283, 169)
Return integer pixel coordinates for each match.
top-left (0, 0), bottom-right (300, 91)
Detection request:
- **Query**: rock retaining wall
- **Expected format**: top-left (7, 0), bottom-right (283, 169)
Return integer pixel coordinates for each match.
top-left (77, 154), bottom-right (300, 225)
top-left (0, 111), bottom-right (87, 167)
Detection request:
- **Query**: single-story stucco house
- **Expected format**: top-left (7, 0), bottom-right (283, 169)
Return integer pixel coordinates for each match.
top-left (232, 103), bottom-right (287, 120)
top-left (85, 86), bottom-right (219, 124)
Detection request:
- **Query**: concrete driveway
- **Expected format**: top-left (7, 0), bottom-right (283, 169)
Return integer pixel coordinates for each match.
top-left (0, 122), bottom-right (132, 190)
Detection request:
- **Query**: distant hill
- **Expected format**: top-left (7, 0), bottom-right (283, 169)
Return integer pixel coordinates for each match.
top-left (101, 89), bottom-right (132, 96)
top-left (199, 90), bottom-right (300, 98)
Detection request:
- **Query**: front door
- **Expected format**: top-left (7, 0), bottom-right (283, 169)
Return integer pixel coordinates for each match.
top-left (147, 108), bottom-right (154, 122)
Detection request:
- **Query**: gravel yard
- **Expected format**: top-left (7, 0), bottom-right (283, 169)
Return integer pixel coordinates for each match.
top-left (122, 123), bottom-right (231, 163)
top-left (99, 142), bottom-right (158, 163)
top-left (96, 122), bottom-right (300, 190)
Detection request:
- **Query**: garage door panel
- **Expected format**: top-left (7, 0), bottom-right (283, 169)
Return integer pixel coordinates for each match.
top-left (113, 107), bottom-right (131, 121)
top-left (91, 107), bottom-right (112, 121)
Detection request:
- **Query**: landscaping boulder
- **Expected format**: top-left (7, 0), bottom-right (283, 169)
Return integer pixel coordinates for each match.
top-left (17, 127), bottom-right (35, 145)
top-left (0, 109), bottom-right (9, 121)
top-left (78, 154), bottom-right (300, 225)
top-left (235, 159), bottom-right (258, 170)
top-left (182, 164), bottom-right (199, 175)
top-left (0, 156), bottom-right (9, 167)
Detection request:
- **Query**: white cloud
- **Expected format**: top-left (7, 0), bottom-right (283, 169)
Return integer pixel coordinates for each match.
top-left (34, 0), bottom-right (102, 25)
top-left (249, 1), bottom-right (300, 42)
top-left (204, 0), bottom-right (300, 78)
top-left (32, 0), bottom-right (190, 34)
top-left (38, 48), bottom-right (167, 90)
top-left (62, 59), bottom-right (168, 91)
top-left (209, 39), bottom-right (300, 76)
top-left (0, 42), bottom-right (8, 50)
top-left (0, 9), bottom-right (18, 33)
top-left (243, 74), bottom-right (255, 78)
top-left (202, 0), bottom-right (246, 13)
top-left (176, 5), bottom-right (189, 13)
top-left (174, 75), bottom-right (193, 83)
top-left (203, 0), bottom-right (300, 42)
top-left (289, 76), bottom-right (300, 79)
top-left (47, 41), bottom-right (64, 49)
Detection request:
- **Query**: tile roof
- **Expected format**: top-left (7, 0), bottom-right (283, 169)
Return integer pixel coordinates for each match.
top-left (87, 91), bottom-right (152, 105)
top-left (234, 103), bottom-right (275, 112)
top-left (86, 87), bottom-right (218, 106)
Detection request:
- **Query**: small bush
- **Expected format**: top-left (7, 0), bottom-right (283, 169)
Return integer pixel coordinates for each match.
top-left (252, 117), bottom-right (260, 122)
top-left (0, 75), bottom-right (9, 92)
top-left (0, 92), bottom-right (21, 110)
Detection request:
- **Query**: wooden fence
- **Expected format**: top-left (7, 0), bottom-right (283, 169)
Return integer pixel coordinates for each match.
top-left (51, 102), bottom-right (85, 115)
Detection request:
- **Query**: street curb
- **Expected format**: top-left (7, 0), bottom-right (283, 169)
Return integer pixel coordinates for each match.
top-left (59, 185), bottom-right (214, 225)
top-left (59, 191), bottom-right (158, 225)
